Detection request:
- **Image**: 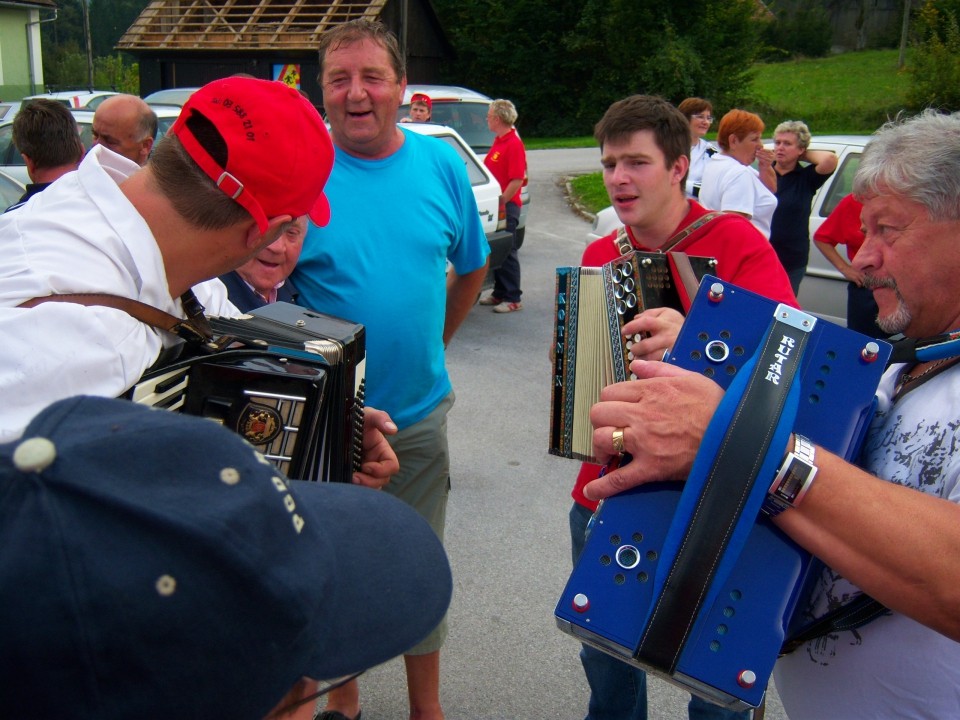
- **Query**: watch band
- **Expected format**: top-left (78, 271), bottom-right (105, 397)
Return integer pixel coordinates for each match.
top-left (762, 434), bottom-right (818, 517)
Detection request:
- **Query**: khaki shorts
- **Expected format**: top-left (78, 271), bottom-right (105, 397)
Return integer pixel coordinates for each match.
top-left (385, 391), bottom-right (454, 654)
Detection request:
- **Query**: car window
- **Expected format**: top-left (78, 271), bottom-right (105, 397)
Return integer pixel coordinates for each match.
top-left (817, 152), bottom-right (861, 218)
top-left (0, 172), bottom-right (23, 208)
top-left (426, 132), bottom-right (490, 187)
top-left (0, 124), bottom-right (23, 166)
top-left (398, 101), bottom-right (495, 155)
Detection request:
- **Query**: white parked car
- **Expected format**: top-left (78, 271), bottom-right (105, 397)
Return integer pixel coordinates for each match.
top-left (22, 90), bottom-right (120, 111)
top-left (586, 136), bottom-right (871, 325)
top-left (0, 105), bottom-right (182, 184)
top-left (399, 84), bottom-right (531, 246)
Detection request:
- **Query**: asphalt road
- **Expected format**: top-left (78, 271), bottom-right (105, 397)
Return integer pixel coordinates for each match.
top-left (340, 148), bottom-right (788, 720)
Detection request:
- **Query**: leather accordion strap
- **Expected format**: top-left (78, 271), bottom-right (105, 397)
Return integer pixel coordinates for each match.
top-left (780, 593), bottom-right (889, 656)
top-left (635, 307), bottom-right (812, 672)
top-left (19, 290), bottom-right (214, 344)
top-left (612, 212), bottom-right (725, 258)
top-left (661, 211), bottom-right (724, 253)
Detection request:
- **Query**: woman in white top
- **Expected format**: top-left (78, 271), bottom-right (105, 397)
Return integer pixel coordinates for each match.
top-left (677, 97), bottom-right (718, 199)
top-left (699, 108), bottom-right (778, 238)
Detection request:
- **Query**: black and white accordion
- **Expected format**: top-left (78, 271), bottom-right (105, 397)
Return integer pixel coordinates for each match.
top-left (555, 278), bottom-right (892, 709)
top-left (550, 250), bottom-right (717, 461)
top-left (125, 302), bottom-right (365, 484)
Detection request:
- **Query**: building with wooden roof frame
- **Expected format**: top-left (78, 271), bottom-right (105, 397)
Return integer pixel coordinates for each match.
top-left (116, 0), bottom-right (453, 102)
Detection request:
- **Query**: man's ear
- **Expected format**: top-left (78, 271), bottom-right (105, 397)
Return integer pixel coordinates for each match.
top-left (246, 215), bottom-right (294, 251)
top-left (672, 154), bottom-right (690, 184)
top-left (21, 154), bottom-right (37, 180)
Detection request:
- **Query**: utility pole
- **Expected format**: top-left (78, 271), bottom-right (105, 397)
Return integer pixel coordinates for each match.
top-left (81, 0), bottom-right (95, 88)
top-left (899, 0), bottom-right (911, 69)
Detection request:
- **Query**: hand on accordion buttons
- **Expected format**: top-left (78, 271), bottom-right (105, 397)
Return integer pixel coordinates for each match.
top-left (354, 406), bottom-right (400, 489)
top-left (622, 307), bottom-right (685, 363)
top-left (584, 359), bottom-right (723, 502)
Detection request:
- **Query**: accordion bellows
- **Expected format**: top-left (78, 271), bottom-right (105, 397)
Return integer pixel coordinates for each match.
top-left (550, 251), bottom-right (716, 461)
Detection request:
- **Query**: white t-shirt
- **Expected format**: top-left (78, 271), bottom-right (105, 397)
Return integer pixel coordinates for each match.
top-left (0, 146), bottom-right (238, 441)
top-left (699, 152), bottom-right (778, 238)
top-left (774, 363), bottom-right (960, 719)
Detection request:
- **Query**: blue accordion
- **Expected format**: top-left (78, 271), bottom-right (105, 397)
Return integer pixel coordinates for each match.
top-left (555, 277), bottom-right (891, 710)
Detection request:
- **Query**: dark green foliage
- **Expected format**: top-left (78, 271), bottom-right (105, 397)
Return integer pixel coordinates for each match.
top-left (39, 0), bottom-right (141, 92)
top-left (432, 0), bottom-right (764, 136)
top-left (761, 0), bottom-right (833, 61)
top-left (908, 0), bottom-right (960, 110)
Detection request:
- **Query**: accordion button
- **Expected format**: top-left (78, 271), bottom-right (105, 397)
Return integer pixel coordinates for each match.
top-left (737, 670), bottom-right (757, 688)
top-left (862, 342), bottom-right (881, 362)
top-left (13, 437), bottom-right (57, 473)
top-left (572, 593), bottom-right (590, 613)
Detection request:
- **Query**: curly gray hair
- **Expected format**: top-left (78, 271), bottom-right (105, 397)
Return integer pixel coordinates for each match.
top-left (853, 109), bottom-right (960, 222)
top-left (774, 120), bottom-right (812, 150)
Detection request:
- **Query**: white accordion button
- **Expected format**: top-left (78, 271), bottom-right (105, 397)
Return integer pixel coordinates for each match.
top-left (13, 437), bottom-right (57, 472)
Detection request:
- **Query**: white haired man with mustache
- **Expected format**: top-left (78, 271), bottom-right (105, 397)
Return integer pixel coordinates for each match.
top-left (583, 109), bottom-right (960, 719)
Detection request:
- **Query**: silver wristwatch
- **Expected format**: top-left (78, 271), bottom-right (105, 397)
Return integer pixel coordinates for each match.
top-left (761, 435), bottom-right (818, 517)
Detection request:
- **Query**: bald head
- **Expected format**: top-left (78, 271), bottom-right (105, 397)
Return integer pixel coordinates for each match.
top-left (92, 94), bottom-right (158, 166)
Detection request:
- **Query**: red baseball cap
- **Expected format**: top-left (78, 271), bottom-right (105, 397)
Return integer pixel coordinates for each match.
top-left (169, 77), bottom-right (334, 232)
top-left (411, 92), bottom-right (432, 110)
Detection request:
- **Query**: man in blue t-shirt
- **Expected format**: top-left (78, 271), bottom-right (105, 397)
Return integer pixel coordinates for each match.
top-left (291, 19), bottom-right (489, 720)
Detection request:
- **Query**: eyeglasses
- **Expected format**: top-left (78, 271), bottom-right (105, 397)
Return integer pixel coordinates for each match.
top-left (691, 114), bottom-right (714, 122)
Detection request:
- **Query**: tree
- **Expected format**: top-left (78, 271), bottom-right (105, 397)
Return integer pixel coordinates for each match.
top-left (433, 0), bottom-right (765, 136)
top-left (907, 0), bottom-right (960, 110)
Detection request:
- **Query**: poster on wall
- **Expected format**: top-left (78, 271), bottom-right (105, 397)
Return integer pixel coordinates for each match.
top-left (273, 64), bottom-right (302, 89)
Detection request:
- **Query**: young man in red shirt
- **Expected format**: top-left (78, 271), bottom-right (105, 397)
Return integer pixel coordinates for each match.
top-left (569, 94), bottom-right (797, 720)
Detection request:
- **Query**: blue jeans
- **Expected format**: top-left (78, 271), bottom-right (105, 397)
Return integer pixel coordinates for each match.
top-left (569, 503), bottom-right (750, 720)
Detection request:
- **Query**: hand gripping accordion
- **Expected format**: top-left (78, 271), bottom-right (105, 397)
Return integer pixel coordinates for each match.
top-left (555, 277), bottom-right (891, 710)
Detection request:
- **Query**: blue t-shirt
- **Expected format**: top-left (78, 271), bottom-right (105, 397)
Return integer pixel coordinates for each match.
top-left (292, 128), bottom-right (489, 429)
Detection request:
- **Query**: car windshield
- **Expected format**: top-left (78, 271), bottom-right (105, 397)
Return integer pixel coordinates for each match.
top-left (144, 89), bottom-right (197, 107)
top-left (398, 101), bottom-right (495, 155)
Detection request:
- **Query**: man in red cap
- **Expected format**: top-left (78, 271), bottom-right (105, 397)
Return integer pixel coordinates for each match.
top-left (0, 76), bottom-right (336, 442)
top-left (402, 92), bottom-right (432, 123)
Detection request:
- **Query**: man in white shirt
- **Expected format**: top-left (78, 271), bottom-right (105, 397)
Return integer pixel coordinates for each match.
top-left (0, 76), bottom-right (334, 441)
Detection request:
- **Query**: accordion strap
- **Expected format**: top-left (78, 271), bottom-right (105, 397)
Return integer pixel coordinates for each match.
top-left (19, 290), bottom-right (214, 344)
top-left (780, 593), bottom-right (889, 655)
top-left (613, 211), bottom-right (725, 257)
top-left (636, 305), bottom-right (810, 672)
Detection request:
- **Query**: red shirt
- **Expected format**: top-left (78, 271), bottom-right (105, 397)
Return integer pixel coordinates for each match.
top-left (813, 194), bottom-right (865, 259)
top-left (484, 128), bottom-right (525, 206)
top-left (572, 200), bottom-right (798, 511)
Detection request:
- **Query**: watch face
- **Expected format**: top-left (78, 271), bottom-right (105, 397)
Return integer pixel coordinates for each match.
top-left (775, 453), bottom-right (817, 507)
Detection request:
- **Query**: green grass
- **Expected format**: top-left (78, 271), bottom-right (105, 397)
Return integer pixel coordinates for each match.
top-left (748, 49), bottom-right (911, 133)
top-left (569, 173), bottom-right (610, 214)
top-left (525, 135), bottom-right (595, 150)
top-left (564, 49), bottom-right (913, 213)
